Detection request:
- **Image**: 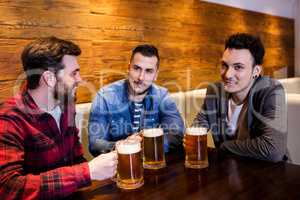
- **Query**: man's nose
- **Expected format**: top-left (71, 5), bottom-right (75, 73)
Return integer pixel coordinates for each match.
top-left (76, 73), bottom-right (83, 83)
top-left (138, 70), bottom-right (145, 81)
top-left (224, 67), bottom-right (235, 79)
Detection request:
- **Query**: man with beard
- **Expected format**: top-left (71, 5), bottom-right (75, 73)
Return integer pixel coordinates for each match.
top-left (88, 44), bottom-right (185, 156)
top-left (188, 33), bottom-right (288, 162)
top-left (0, 37), bottom-right (117, 199)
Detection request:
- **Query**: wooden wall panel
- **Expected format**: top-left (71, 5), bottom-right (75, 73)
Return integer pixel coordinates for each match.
top-left (0, 0), bottom-right (294, 104)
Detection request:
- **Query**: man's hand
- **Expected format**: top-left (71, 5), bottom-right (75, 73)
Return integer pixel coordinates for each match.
top-left (127, 132), bottom-right (143, 143)
top-left (88, 151), bottom-right (117, 181)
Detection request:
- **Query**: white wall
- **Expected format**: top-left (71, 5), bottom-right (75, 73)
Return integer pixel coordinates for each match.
top-left (202, 0), bottom-right (296, 19)
top-left (202, 0), bottom-right (299, 77)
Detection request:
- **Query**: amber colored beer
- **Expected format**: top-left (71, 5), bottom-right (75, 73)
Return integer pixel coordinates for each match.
top-left (116, 140), bottom-right (144, 189)
top-left (142, 128), bottom-right (166, 169)
top-left (185, 127), bottom-right (209, 169)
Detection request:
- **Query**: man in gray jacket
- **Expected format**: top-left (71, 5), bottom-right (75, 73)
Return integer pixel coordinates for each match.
top-left (191, 33), bottom-right (287, 162)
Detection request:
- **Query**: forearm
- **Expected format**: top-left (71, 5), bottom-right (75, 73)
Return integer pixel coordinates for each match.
top-left (220, 132), bottom-right (286, 162)
top-left (161, 116), bottom-right (184, 152)
top-left (89, 138), bottom-right (115, 156)
top-left (192, 109), bottom-right (210, 128)
top-left (165, 132), bottom-right (183, 152)
top-left (88, 119), bottom-right (114, 156)
top-left (0, 162), bottom-right (91, 199)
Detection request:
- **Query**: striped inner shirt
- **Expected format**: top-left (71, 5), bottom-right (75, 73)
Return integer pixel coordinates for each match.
top-left (132, 102), bottom-right (143, 133)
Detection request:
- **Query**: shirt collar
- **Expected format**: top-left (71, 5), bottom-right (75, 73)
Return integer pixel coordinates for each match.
top-left (123, 79), bottom-right (154, 103)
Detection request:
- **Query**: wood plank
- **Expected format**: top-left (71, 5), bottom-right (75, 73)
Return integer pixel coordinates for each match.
top-left (0, 79), bottom-right (25, 103)
top-left (90, 0), bottom-right (294, 37)
top-left (0, 0), bottom-right (90, 13)
top-left (0, 0), bottom-right (295, 104)
top-left (0, 39), bottom-right (92, 81)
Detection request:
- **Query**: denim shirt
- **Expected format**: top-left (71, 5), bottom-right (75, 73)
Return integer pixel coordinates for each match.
top-left (88, 79), bottom-right (184, 156)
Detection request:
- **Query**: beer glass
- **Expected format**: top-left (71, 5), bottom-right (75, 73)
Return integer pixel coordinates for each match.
top-left (142, 128), bottom-right (166, 169)
top-left (116, 139), bottom-right (144, 189)
top-left (185, 127), bottom-right (209, 169)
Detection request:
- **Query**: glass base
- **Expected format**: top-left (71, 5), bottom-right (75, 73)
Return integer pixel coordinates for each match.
top-left (143, 162), bottom-right (166, 169)
top-left (185, 160), bottom-right (209, 169)
top-left (117, 178), bottom-right (144, 190)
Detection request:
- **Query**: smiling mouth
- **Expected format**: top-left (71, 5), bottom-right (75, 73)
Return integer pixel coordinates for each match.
top-left (133, 81), bottom-right (144, 87)
top-left (224, 81), bottom-right (236, 86)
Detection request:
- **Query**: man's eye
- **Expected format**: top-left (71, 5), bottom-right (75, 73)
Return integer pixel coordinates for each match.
top-left (72, 71), bottom-right (79, 77)
top-left (146, 69), bottom-right (154, 73)
top-left (234, 65), bottom-right (243, 70)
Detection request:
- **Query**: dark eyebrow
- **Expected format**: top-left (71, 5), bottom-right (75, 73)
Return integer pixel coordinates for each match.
top-left (232, 62), bottom-right (245, 66)
top-left (221, 61), bottom-right (245, 67)
top-left (133, 64), bottom-right (141, 68)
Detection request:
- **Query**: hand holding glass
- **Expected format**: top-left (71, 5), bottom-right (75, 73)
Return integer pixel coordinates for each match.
top-left (116, 139), bottom-right (144, 189)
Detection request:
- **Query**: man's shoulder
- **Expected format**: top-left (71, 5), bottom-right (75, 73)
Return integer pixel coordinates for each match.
top-left (252, 76), bottom-right (284, 93)
top-left (256, 76), bottom-right (281, 85)
top-left (97, 80), bottom-right (126, 98)
top-left (100, 79), bottom-right (125, 92)
top-left (0, 94), bottom-right (22, 116)
top-left (204, 81), bottom-right (223, 95)
top-left (150, 83), bottom-right (168, 96)
top-left (0, 94), bottom-right (30, 128)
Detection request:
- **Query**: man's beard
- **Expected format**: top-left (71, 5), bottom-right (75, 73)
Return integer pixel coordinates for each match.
top-left (130, 80), bottom-right (151, 96)
top-left (135, 86), bottom-right (150, 95)
top-left (54, 83), bottom-right (76, 106)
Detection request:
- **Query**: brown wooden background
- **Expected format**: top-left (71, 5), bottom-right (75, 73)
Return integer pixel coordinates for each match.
top-left (0, 0), bottom-right (294, 103)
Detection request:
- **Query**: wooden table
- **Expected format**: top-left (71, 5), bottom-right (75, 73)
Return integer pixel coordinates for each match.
top-left (68, 150), bottom-right (300, 199)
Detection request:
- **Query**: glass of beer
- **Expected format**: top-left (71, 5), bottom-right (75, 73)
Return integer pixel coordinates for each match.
top-left (142, 128), bottom-right (166, 169)
top-left (185, 127), bottom-right (209, 169)
top-left (116, 139), bottom-right (144, 189)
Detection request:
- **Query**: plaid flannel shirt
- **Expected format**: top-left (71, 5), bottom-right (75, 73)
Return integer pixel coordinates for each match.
top-left (0, 90), bottom-right (91, 199)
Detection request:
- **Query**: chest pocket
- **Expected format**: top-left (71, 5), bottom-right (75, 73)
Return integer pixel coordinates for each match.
top-left (25, 132), bottom-right (56, 151)
top-left (143, 111), bottom-right (159, 129)
top-left (109, 115), bottom-right (128, 140)
top-left (24, 132), bottom-right (59, 169)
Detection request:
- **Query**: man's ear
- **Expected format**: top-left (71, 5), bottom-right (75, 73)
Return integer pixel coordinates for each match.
top-left (41, 71), bottom-right (56, 88)
top-left (253, 65), bottom-right (262, 78)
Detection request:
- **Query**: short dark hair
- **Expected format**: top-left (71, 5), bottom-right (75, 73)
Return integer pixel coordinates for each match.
top-left (225, 33), bottom-right (265, 66)
top-left (21, 36), bottom-right (81, 89)
top-left (130, 44), bottom-right (160, 68)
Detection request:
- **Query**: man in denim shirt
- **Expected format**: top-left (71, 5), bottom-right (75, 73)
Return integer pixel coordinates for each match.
top-left (88, 44), bottom-right (185, 156)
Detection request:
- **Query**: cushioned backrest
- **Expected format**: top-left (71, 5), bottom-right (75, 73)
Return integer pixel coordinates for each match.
top-left (278, 77), bottom-right (300, 94)
top-left (169, 92), bottom-right (186, 124)
top-left (286, 94), bottom-right (300, 165)
top-left (75, 103), bottom-right (93, 161)
top-left (184, 89), bottom-right (207, 127)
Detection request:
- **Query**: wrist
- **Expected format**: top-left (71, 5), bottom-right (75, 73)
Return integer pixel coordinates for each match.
top-left (88, 161), bottom-right (95, 180)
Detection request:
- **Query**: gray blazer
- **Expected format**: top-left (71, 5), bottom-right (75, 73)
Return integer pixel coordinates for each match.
top-left (192, 76), bottom-right (287, 162)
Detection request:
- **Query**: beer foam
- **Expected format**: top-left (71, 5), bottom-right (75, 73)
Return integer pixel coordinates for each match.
top-left (117, 140), bottom-right (141, 154)
top-left (143, 128), bottom-right (164, 137)
top-left (186, 127), bottom-right (207, 136)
